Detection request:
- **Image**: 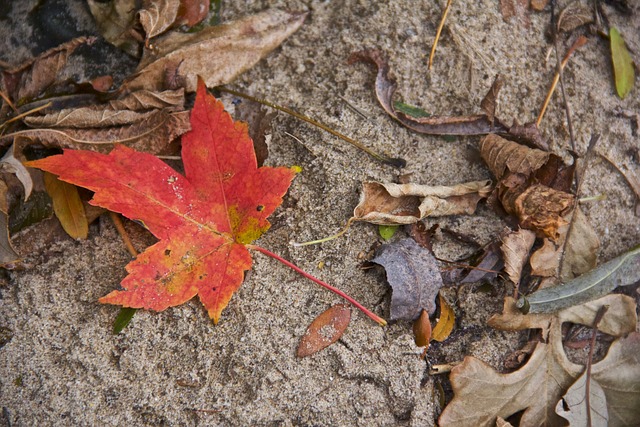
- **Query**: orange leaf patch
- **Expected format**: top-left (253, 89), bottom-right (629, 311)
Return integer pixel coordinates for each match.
top-left (26, 79), bottom-right (296, 323)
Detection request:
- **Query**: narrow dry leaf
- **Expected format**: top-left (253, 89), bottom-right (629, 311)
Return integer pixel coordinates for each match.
top-left (557, 1), bottom-right (593, 33)
top-left (372, 238), bottom-right (443, 320)
top-left (440, 295), bottom-right (637, 427)
top-left (2, 37), bottom-right (93, 104)
top-left (297, 304), bottom-right (351, 358)
top-left (349, 49), bottom-right (510, 136)
top-left (413, 309), bottom-right (431, 347)
top-left (139, 0), bottom-right (180, 41)
top-left (353, 180), bottom-right (492, 225)
top-left (88, 0), bottom-right (140, 57)
top-left (431, 293), bottom-right (455, 342)
top-left (107, 89), bottom-right (185, 111)
top-left (126, 9), bottom-right (307, 92)
top-left (8, 110), bottom-right (190, 154)
top-left (555, 370), bottom-right (609, 426)
top-left (519, 245), bottom-right (640, 314)
top-left (24, 109), bottom-right (159, 128)
top-left (501, 228), bottom-right (536, 284)
top-left (610, 27), bottom-right (635, 99)
top-left (43, 172), bottom-right (88, 240)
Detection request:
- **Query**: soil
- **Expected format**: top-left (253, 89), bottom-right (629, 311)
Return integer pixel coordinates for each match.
top-left (1, 1), bottom-right (638, 426)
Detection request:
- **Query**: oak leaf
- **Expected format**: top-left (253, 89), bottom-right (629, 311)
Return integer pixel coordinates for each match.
top-left (26, 79), bottom-right (296, 323)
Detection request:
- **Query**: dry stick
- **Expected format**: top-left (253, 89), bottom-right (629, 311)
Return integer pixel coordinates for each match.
top-left (558, 134), bottom-right (600, 278)
top-left (553, 3), bottom-right (577, 152)
top-left (429, 0), bottom-right (453, 70)
top-left (216, 87), bottom-right (405, 168)
top-left (0, 90), bottom-right (17, 113)
top-left (109, 212), bottom-right (138, 258)
top-left (536, 36), bottom-right (588, 128)
top-left (0, 101), bottom-right (52, 130)
top-left (585, 305), bottom-right (608, 427)
top-left (248, 244), bottom-right (387, 326)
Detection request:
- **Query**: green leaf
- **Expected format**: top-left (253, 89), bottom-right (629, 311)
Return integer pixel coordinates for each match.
top-left (378, 224), bottom-right (398, 240)
top-left (610, 27), bottom-right (635, 99)
top-left (393, 101), bottom-right (431, 118)
top-left (113, 307), bottom-right (137, 334)
top-left (519, 245), bottom-right (640, 313)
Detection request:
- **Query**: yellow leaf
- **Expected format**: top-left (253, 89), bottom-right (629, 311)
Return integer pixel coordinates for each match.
top-left (44, 172), bottom-right (88, 239)
top-left (432, 294), bottom-right (455, 342)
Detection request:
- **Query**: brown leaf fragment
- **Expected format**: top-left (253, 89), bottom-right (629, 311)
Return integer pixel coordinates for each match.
top-left (501, 228), bottom-right (536, 284)
top-left (557, 1), bottom-right (593, 33)
top-left (499, 0), bottom-right (530, 26)
top-left (372, 238), bottom-right (443, 320)
top-left (139, 0), bottom-right (180, 42)
top-left (297, 304), bottom-right (351, 358)
top-left (0, 180), bottom-right (20, 267)
top-left (558, 207), bottom-right (599, 280)
top-left (349, 49), bottom-right (509, 136)
top-left (515, 184), bottom-right (574, 240)
top-left (2, 37), bottom-right (94, 104)
top-left (108, 88), bottom-right (185, 111)
top-left (8, 110), bottom-right (190, 154)
top-left (480, 75), bottom-right (504, 125)
top-left (91, 75), bottom-right (114, 92)
top-left (353, 180), bottom-right (492, 225)
top-left (88, 0), bottom-right (141, 57)
top-left (24, 109), bottom-right (160, 128)
top-left (530, 238), bottom-right (560, 277)
top-left (235, 99), bottom-right (276, 167)
top-left (176, 0), bottom-right (210, 27)
top-left (407, 221), bottom-right (437, 251)
top-left (531, 0), bottom-right (549, 11)
top-left (126, 9), bottom-right (307, 92)
top-left (413, 309), bottom-right (431, 347)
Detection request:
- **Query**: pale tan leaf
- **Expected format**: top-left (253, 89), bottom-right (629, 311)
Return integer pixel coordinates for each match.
top-left (496, 417), bottom-right (514, 427)
top-left (0, 144), bottom-right (32, 200)
top-left (107, 89), bottom-right (185, 110)
top-left (530, 238), bottom-right (560, 277)
top-left (556, 371), bottom-right (608, 426)
top-left (43, 172), bottom-right (88, 240)
top-left (139, 0), bottom-right (180, 41)
top-left (88, 0), bottom-right (140, 57)
top-left (125, 9), bottom-right (307, 92)
top-left (557, 1), bottom-right (593, 33)
top-left (24, 109), bottom-right (158, 128)
top-left (501, 228), bottom-right (536, 284)
top-left (353, 180), bottom-right (492, 225)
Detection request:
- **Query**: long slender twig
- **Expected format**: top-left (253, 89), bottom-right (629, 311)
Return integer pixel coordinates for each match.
top-left (429, 0), bottom-right (453, 70)
top-left (216, 87), bottom-right (405, 168)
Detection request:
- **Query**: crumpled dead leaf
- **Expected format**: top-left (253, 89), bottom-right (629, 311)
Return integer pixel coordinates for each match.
top-left (297, 304), bottom-right (351, 358)
top-left (501, 227), bottom-right (536, 285)
top-left (139, 0), bottom-right (181, 42)
top-left (125, 9), bottom-right (307, 92)
top-left (557, 1), bottom-right (593, 33)
top-left (353, 180), bottom-right (492, 225)
top-left (480, 134), bottom-right (576, 240)
top-left (440, 294), bottom-right (638, 427)
top-left (88, 0), bottom-right (140, 57)
top-left (372, 238), bottom-right (443, 320)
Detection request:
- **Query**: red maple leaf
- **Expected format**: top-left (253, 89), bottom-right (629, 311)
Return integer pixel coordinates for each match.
top-left (26, 79), bottom-right (385, 326)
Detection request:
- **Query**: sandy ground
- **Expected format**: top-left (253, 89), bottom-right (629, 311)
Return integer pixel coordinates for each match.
top-left (1, 1), bottom-right (639, 425)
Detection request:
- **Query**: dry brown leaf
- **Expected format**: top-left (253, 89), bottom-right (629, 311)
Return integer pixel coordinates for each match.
top-left (501, 228), bottom-right (536, 284)
top-left (125, 9), bottom-right (307, 92)
top-left (499, 0), bottom-right (530, 26)
top-left (1, 37), bottom-right (93, 104)
top-left (431, 293), bottom-right (455, 342)
top-left (440, 294), bottom-right (637, 426)
top-left (353, 180), bottom-right (492, 225)
top-left (108, 88), bottom-right (185, 111)
top-left (9, 110), bottom-right (190, 154)
top-left (297, 304), bottom-right (351, 358)
top-left (557, 1), bottom-right (593, 33)
top-left (176, 0), bottom-right (210, 27)
top-left (139, 0), bottom-right (180, 42)
top-left (88, 0), bottom-right (140, 57)
top-left (24, 109), bottom-right (159, 128)
top-left (530, 0), bottom-right (550, 11)
top-left (480, 134), bottom-right (550, 181)
top-left (480, 75), bottom-right (504, 125)
top-left (413, 309), bottom-right (431, 347)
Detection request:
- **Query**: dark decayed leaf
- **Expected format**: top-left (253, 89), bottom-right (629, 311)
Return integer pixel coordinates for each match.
top-left (480, 74), bottom-right (504, 125)
top-left (87, 0), bottom-right (140, 57)
top-left (519, 245), bottom-right (640, 313)
top-left (349, 49), bottom-right (509, 136)
top-left (610, 27), bottom-right (635, 99)
top-left (0, 181), bottom-right (19, 267)
top-left (234, 99), bottom-right (276, 167)
top-left (372, 238), bottom-right (443, 320)
top-left (297, 304), bottom-right (351, 357)
top-left (8, 191), bottom-right (53, 234)
top-left (125, 9), bottom-right (307, 92)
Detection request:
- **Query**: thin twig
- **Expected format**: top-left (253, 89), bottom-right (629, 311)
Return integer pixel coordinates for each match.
top-left (0, 90), bottom-right (17, 112)
top-left (0, 101), bottom-right (52, 130)
top-left (429, 0), bottom-right (453, 70)
top-left (585, 305), bottom-right (608, 427)
top-left (551, 1), bottom-right (576, 151)
top-left (109, 212), bottom-right (138, 257)
top-left (338, 95), bottom-right (371, 121)
top-left (216, 87), bottom-right (405, 168)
